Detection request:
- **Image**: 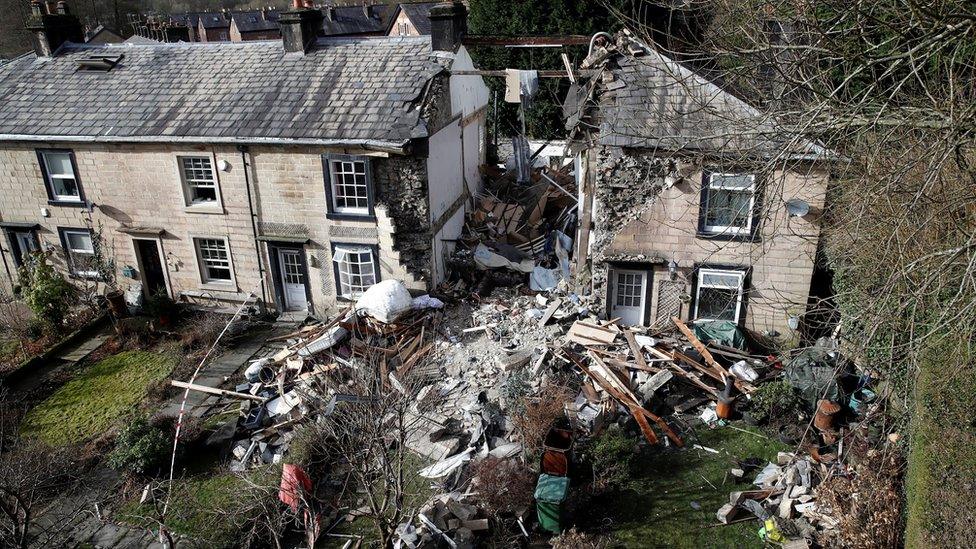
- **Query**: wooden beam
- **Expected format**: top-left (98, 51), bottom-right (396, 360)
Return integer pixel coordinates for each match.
top-left (624, 330), bottom-right (648, 369)
top-left (450, 69), bottom-right (585, 78)
top-left (462, 35), bottom-right (591, 47)
top-left (171, 380), bottom-right (266, 402)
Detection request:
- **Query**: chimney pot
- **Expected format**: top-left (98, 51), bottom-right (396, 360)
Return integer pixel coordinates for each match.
top-left (55, 0), bottom-right (68, 14)
top-left (26, 0), bottom-right (83, 57)
top-left (30, 0), bottom-right (44, 16)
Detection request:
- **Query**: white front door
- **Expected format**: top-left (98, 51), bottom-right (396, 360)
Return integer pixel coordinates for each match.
top-left (610, 268), bottom-right (647, 326)
top-left (278, 249), bottom-right (308, 312)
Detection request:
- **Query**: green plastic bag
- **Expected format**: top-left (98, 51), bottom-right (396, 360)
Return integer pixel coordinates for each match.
top-left (692, 320), bottom-right (748, 350)
top-left (534, 474), bottom-right (569, 503)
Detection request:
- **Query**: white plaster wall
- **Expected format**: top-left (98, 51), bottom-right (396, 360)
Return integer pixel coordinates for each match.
top-left (427, 118), bottom-right (463, 224)
top-left (449, 47), bottom-right (490, 118)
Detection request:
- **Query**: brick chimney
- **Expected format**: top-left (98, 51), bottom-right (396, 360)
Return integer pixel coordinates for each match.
top-left (26, 0), bottom-right (83, 57)
top-left (429, 2), bottom-right (467, 53)
top-left (280, 0), bottom-right (324, 54)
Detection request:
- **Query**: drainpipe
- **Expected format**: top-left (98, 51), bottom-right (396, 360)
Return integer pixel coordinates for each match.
top-left (238, 145), bottom-right (268, 307)
top-left (0, 238), bottom-right (13, 289)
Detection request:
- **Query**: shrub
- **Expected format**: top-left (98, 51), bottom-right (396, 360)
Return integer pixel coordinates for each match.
top-left (108, 416), bottom-right (170, 476)
top-left (513, 383), bottom-right (572, 457)
top-left (589, 426), bottom-right (636, 490)
top-left (18, 254), bottom-right (74, 334)
top-left (144, 289), bottom-right (179, 321)
top-left (750, 380), bottom-right (802, 425)
top-left (469, 457), bottom-right (536, 517)
top-left (179, 313), bottom-right (226, 351)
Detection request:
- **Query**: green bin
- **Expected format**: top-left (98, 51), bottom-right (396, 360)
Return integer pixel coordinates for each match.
top-left (535, 474), bottom-right (569, 533)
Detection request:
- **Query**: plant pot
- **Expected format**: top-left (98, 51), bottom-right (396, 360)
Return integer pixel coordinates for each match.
top-left (105, 290), bottom-right (128, 318)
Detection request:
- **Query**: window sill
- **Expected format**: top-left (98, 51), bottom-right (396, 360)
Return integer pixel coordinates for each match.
top-left (695, 231), bottom-right (760, 243)
top-left (48, 199), bottom-right (88, 208)
top-left (198, 281), bottom-right (238, 292)
top-left (326, 212), bottom-right (377, 223)
top-left (184, 204), bottom-right (224, 215)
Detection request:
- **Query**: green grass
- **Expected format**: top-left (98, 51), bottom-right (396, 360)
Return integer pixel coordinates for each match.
top-left (583, 424), bottom-right (787, 548)
top-left (119, 472), bottom-right (255, 548)
top-left (0, 339), bottom-right (19, 362)
top-left (21, 350), bottom-right (176, 445)
top-left (905, 341), bottom-right (976, 548)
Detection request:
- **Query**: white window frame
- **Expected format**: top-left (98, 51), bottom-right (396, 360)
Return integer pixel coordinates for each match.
top-left (332, 244), bottom-right (378, 299)
top-left (61, 228), bottom-right (98, 278)
top-left (326, 156), bottom-right (372, 217)
top-left (702, 172), bottom-right (756, 235)
top-left (40, 150), bottom-right (82, 203)
top-left (178, 155), bottom-right (222, 209)
top-left (193, 237), bottom-right (235, 286)
top-left (694, 268), bottom-right (746, 324)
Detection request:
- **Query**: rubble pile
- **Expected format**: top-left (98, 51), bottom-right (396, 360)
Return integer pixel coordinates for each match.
top-left (443, 162), bottom-right (578, 299)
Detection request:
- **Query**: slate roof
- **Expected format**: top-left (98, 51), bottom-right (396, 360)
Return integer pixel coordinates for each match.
top-left (168, 12), bottom-right (206, 28)
top-left (0, 37), bottom-right (446, 150)
top-left (320, 4), bottom-right (395, 36)
top-left (571, 37), bottom-right (827, 158)
top-left (232, 10), bottom-right (280, 33)
top-left (399, 3), bottom-right (439, 35)
top-left (198, 12), bottom-right (230, 29)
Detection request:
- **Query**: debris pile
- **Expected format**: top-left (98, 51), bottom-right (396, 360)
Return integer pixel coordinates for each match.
top-left (444, 162), bottom-right (578, 299)
top-left (717, 452), bottom-right (827, 545)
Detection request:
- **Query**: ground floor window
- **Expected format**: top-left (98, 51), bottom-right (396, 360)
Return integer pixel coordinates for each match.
top-left (59, 228), bottom-right (97, 277)
top-left (194, 237), bottom-right (233, 284)
top-left (332, 244), bottom-right (378, 299)
top-left (694, 268), bottom-right (746, 323)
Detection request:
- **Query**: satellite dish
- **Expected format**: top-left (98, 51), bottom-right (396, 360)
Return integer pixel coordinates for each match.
top-left (786, 198), bottom-right (810, 217)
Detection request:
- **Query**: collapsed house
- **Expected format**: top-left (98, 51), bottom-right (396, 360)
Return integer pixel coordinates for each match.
top-left (0, 1), bottom-right (488, 318)
top-left (566, 32), bottom-right (835, 336)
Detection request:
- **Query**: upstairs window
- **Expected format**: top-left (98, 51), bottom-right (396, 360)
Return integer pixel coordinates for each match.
top-left (332, 244), bottom-right (378, 299)
top-left (694, 268), bottom-right (746, 324)
top-left (179, 156), bottom-right (220, 207)
top-left (700, 173), bottom-right (756, 235)
top-left (194, 237), bottom-right (233, 284)
top-left (39, 150), bottom-right (83, 203)
top-left (324, 155), bottom-right (374, 218)
top-left (59, 228), bottom-right (97, 277)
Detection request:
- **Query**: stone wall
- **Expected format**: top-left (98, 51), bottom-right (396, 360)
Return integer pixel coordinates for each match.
top-left (589, 146), bottom-right (829, 336)
top-left (0, 142), bottom-right (432, 318)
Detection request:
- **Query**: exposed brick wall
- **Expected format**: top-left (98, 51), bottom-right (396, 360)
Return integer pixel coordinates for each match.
top-left (590, 146), bottom-right (828, 336)
top-left (0, 142), bottom-right (432, 318)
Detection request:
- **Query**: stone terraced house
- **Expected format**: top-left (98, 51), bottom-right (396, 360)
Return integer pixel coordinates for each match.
top-left (568, 34), bottom-right (834, 337)
top-left (0, 1), bottom-right (488, 318)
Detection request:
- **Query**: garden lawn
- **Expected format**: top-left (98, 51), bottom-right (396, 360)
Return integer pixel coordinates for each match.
top-left (583, 424), bottom-right (787, 548)
top-left (119, 472), bottom-right (250, 548)
top-left (905, 339), bottom-right (976, 548)
top-left (21, 350), bottom-right (175, 445)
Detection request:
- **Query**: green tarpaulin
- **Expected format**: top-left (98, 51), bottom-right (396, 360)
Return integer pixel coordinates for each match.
top-left (692, 320), bottom-right (749, 350)
top-left (785, 339), bottom-right (850, 406)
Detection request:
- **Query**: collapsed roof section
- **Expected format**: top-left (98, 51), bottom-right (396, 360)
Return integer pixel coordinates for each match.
top-left (565, 32), bottom-right (830, 160)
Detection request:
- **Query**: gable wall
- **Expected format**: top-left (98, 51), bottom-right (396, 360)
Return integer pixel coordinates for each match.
top-left (589, 147), bottom-right (828, 336)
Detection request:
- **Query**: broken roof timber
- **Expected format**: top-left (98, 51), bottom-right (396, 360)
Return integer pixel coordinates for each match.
top-left (451, 69), bottom-right (596, 78)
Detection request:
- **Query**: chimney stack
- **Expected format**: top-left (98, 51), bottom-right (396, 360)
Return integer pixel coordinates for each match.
top-left (26, 0), bottom-right (83, 57)
top-left (429, 2), bottom-right (467, 53)
top-left (280, 0), bottom-right (324, 54)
